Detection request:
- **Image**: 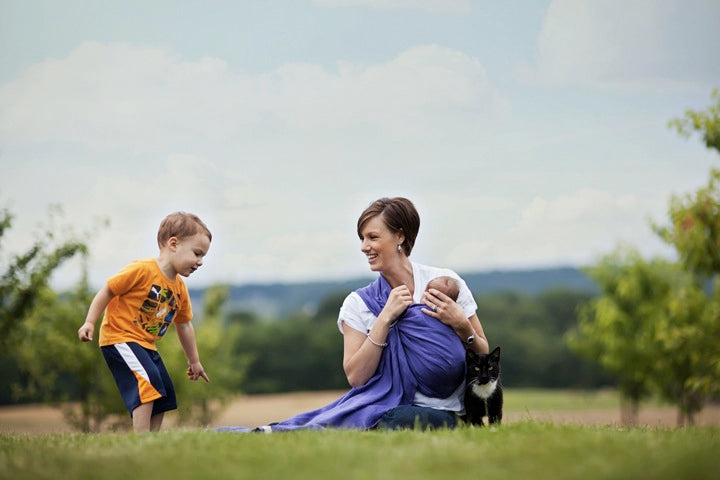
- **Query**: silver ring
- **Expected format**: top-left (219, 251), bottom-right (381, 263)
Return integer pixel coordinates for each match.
top-left (432, 305), bottom-right (438, 313)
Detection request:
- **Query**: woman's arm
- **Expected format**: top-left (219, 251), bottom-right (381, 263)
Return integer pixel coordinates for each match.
top-left (465, 313), bottom-right (490, 354)
top-left (341, 323), bottom-right (386, 387)
top-left (341, 285), bottom-right (413, 387)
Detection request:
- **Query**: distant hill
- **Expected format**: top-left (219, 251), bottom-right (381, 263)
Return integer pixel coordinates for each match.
top-left (188, 266), bottom-right (598, 319)
top-left (461, 267), bottom-right (598, 296)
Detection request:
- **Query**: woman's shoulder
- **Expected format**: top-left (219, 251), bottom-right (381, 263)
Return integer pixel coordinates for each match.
top-left (413, 262), bottom-right (475, 311)
top-left (412, 262), bottom-right (462, 281)
top-left (340, 290), bottom-right (374, 315)
top-left (338, 291), bottom-right (374, 333)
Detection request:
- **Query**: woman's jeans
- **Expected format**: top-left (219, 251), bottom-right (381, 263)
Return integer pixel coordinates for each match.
top-left (376, 405), bottom-right (459, 430)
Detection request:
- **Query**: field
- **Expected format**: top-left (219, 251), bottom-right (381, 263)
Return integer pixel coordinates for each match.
top-left (3, 388), bottom-right (719, 434)
top-left (2, 390), bottom-right (720, 480)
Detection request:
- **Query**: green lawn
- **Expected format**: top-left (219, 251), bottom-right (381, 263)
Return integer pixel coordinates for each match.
top-left (2, 421), bottom-right (719, 480)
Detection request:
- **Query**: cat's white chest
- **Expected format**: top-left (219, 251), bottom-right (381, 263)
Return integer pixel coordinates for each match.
top-left (470, 380), bottom-right (497, 399)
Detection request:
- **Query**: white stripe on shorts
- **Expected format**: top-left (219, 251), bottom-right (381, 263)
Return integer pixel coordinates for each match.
top-left (114, 343), bottom-right (152, 384)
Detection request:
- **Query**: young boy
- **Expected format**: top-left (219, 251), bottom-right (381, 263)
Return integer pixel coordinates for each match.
top-left (78, 212), bottom-right (212, 433)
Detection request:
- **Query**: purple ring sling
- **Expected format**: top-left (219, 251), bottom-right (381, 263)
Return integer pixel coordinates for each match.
top-left (247, 275), bottom-right (466, 431)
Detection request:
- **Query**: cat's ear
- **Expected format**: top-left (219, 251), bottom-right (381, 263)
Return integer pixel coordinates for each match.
top-left (490, 346), bottom-right (501, 358)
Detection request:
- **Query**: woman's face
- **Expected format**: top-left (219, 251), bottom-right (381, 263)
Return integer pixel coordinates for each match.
top-left (359, 215), bottom-right (403, 273)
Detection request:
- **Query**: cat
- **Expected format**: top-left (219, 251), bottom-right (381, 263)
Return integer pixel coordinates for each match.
top-left (463, 346), bottom-right (503, 427)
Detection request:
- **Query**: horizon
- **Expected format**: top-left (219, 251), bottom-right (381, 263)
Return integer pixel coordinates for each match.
top-left (183, 263), bottom-right (588, 289)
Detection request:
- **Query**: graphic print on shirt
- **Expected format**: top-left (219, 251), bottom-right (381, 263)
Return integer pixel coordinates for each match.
top-left (135, 285), bottom-right (180, 337)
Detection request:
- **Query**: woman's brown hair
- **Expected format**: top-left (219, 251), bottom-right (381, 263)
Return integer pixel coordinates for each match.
top-left (357, 197), bottom-right (420, 256)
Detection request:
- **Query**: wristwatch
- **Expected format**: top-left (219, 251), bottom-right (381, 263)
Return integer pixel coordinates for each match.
top-left (463, 334), bottom-right (475, 345)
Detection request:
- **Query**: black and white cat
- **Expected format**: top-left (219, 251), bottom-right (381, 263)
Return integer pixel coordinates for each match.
top-left (463, 346), bottom-right (503, 426)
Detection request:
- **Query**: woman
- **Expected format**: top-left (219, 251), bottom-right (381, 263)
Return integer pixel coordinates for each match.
top-left (217, 197), bottom-right (489, 432)
top-left (338, 197), bottom-right (489, 429)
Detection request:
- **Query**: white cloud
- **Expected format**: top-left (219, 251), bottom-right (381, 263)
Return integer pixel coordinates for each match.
top-left (518, 189), bottom-right (638, 227)
top-left (439, 188), bottom-right (674, 272)
top-left (1, 41), bottom-right (513, 288)
top-left (0, 42), bottom-right (504, 150)
top-left (0, 42), bottom-right (234, 150)
top-left (525, 0), bottom-right (720, 89)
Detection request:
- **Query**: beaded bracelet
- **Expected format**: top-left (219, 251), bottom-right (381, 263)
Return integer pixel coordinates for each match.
top-left (366, 333), bottom-right (388, 348)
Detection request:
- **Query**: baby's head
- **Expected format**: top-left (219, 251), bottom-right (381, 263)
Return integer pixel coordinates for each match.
top-left (426, 276), bottom-right (459, 302)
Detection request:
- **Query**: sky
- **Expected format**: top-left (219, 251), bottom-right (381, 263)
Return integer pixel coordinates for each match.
top-left (1, 0), bottom-right (719, 290)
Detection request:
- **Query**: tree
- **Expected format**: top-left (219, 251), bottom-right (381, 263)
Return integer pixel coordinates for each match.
top-left (477, 289), bottom-right (609, 389)
top-left (669, 88), bottom-right (720, 153)
top-left (229, 298), bottom-right (347, 394)
top-left (652, 279), bottom-right (712, 426)
top-left (658, 169), bottom-right (720, 274)
top-left (0, 205), bottom-right (91, 405)
top-left (567, 248), bottom-right (677, 424)
top-left (661, 88), bottom-right (720, 273)
top-left (12, 273), bottom-right (125, 431)
top-left (654, 88), bottom-right (720, 419)
top-left (0, 206), bottom-right (88, 345)
top-left (571, 90), bottom-right (720, 426)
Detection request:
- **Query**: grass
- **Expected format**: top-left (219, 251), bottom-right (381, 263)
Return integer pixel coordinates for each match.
top-left (2, 422), bottom-right (719, 480)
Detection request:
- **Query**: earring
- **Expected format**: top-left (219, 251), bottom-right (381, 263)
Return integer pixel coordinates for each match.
top-left (397, 244), bottom-right (402, 252)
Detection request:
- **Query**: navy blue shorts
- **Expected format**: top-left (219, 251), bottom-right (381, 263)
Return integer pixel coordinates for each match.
top-left (101, 342), bottom-right (177, 416)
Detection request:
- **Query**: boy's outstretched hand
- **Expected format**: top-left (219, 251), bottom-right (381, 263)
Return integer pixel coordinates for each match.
top-left (187, 362), bottom-right (210, 382)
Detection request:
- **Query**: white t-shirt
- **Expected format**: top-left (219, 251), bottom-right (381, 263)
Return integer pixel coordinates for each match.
top-left (337, 262), bottom-right (478, 412)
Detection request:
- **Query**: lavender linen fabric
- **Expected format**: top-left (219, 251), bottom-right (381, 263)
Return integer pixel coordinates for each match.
top-left (243, 275), bottom-right (466, 431)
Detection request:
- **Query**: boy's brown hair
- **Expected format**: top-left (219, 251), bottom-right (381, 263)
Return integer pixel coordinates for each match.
top-left (157, 212), bottom-right (212, 248)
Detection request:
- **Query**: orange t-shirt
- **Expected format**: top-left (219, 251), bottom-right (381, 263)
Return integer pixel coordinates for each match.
top-left (99, 258), bottom-right (193, 350)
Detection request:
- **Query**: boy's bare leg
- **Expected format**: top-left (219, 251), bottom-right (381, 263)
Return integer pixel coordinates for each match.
top-left (150, 412), bottom-right (164, 432)
top-left (132, 402), bottom-right (154, 433)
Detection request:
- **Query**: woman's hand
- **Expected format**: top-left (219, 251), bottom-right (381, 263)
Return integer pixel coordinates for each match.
top-left (378, 285), bottom-right (413, 326)
top-left (423, 287), bottom-right (490, 354)
top-left (421, 288), bottom-right (466, 329)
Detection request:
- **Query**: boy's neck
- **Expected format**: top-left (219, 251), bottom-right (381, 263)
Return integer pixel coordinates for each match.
top-left (155, 251), bottom-right (177, 280)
